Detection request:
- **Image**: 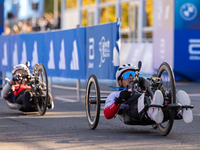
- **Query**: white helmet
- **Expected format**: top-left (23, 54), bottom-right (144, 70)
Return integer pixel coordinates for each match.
top-left (12, 64), bottom-right (30, 75)
top-left (116, 63), bottom-right (136, 81)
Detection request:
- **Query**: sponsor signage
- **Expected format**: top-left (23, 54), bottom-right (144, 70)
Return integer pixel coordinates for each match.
top-left (0, 22), bottom-right (120, 79)
top-left (154, 0), bottom-right (200, 81)
top-left (174, 0), bottom-right (200, 81)
top-left (85, 23), bottom-right (120, 79)
top-left (0, 0), bottom-right (3, 35)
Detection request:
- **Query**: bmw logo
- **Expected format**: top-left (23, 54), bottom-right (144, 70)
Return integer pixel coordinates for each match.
top-left (180, 3), bottom-right (197, 21)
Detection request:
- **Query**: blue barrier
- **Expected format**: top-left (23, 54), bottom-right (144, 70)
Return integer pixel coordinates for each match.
top-left (153, 0), bottom-right (200, 82)
top-left (0, 0), bottom-right (3, 35)
top-left (0, 22), bottom-right (120, 80)
top-left (86, 23), bottom-right (120, 79)
top-left (174, 0), bottom-right (200, 81)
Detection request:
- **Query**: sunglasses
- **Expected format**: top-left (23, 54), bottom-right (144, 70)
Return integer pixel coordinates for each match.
top-left (122, 72), bottom-right (135, 79)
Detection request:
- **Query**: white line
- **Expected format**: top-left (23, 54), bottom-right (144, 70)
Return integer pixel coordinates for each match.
top-left (54, 97), bottom-right (79, 102)
top-left (189, 39), bottom-right (200, 43)
top-left (188, 94), bottom-right (200, 97)
top-left (53, 95), bottom-right (85, 98)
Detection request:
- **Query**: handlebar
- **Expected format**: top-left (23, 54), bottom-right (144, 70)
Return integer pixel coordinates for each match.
top-left (12, 73), bottom-right (33, 91)
top-left (21, 74), bottom-right (31, 79)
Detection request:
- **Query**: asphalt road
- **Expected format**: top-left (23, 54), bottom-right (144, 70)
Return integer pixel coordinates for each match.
top-left (0, 81), bottom-right (200, 150)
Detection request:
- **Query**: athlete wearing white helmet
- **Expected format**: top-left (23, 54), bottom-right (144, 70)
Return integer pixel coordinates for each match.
top-left (115, 63), bottom-right (137, 89)
top-left (12, 64), bottom-right (30, 75)
top-left (1, 63), bottom-right (32, 111)
top-left (104, 63), bottom-right (193, 124)
top-left (115, 63), bottom-right (136, 82)
top-left (1, 63), bottom-right (54, 112)
top-left (104, 63), bottom-right (165, 124)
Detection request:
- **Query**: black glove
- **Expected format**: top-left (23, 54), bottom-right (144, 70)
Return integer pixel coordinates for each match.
top-left (115, 90), bottom-right (131, 105)
top-left (12, 74), bottom-right (22, 81)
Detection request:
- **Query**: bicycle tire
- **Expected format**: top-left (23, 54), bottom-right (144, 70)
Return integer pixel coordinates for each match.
top-left (156, 62), bottom-right (176, 136)
top-left (36, 64), bottom-right (48, 115)
top-left (85, 74), bottom-right (101, 129)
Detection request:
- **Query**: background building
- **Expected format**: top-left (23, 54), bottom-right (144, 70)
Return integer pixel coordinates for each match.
top-left (60, 0), bottom-right (154, 75)
top-left (61, 0), bottom-right (153, 42)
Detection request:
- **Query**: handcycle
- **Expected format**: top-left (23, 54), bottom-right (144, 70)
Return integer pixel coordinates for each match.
top-left (0, 62), bottom-right (50, 116)
top-left (85, 61), bottom-right (194, 136)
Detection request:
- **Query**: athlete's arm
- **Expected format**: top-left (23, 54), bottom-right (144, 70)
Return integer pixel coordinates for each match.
top-left (1, 82), bottom-right (12, 99)
top-left (104, 102), bottom-right (120, 119)
top-left (104, 91), bottom-right (120, 119)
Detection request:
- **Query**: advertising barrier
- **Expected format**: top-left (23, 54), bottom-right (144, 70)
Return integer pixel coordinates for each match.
top-left (153, 0), bottom-right (200, 81)
top-left (0, 0), bottom-right (3, 35)
top-left (0, 22), bottom-right (120, 80)
top-left (86, 23), bottom-right (120, 79)
top-left (174, 0), bottom-right (200, 81)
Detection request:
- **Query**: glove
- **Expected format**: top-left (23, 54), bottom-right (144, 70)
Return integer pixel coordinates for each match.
top-left (12, 74), bottom-right (22, 82)
top-left (115, 90), bottom-right (131, 105)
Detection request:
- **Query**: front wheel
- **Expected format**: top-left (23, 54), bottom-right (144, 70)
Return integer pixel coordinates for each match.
top-left (85, 74), bottom-right (101, 129)
top-left (35, 64), bottom-right (48, 115)
top-left (156, 62), bottom-right (176, 136)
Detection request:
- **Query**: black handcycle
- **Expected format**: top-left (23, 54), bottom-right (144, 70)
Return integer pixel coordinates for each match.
top-left (1, 62), bottom-right (50, 116)
top-left (85, 61), bottom-right (194, 136)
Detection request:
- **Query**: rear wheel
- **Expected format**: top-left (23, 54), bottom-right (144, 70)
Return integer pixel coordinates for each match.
top-left (85, 74), bottom-right (100, 129)
top-left (156, 62), bottom-right (176, 136)
top-left (36, 64), bottom-right (48, 115)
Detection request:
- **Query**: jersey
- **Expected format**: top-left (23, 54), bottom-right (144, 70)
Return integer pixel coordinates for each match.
top-left (12, 84), bottom-right (31, 96)
top-left (2, 82), bottom-right (31, 103)
top-left (104, 90), bottom-right (129, 119)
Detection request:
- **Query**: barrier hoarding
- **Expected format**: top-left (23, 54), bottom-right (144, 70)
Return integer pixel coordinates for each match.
top-left (0, 22), bottom-right (120, 80)
top-left (174, 0), bottom-right (200, 81)
top-left (85, 23), bottom-right (120, 79)
top-left (153, 0), bottom-right (174, 71)
top-left (0, 0), bottom-right (3, 35)
top-left (153, 0), bottom-right (200, 81)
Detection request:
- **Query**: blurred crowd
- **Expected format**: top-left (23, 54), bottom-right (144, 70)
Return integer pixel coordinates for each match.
top-left (4, 12), bottom-right (61, 35)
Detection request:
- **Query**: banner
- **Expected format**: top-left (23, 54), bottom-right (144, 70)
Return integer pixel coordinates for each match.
top-left (0, 0), bottom-right (3, 35)
top-left (0, 28), bottom-right (86, 79)
top-left (153, 0), bottom-right (200, 81)
top-left (153, 0), bottom-right (174, 70)
top-left (85, 23), bottom-right (120, 79)
top-left (0, 22), bottom-right (120, 79)
top-left (174, 0), bottom-right (200, 81)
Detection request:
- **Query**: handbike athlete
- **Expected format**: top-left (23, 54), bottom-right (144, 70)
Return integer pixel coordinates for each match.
top-left (1, 63), bottom-right (54, 112)
top-left (104, 63), bottom-right (193, 124)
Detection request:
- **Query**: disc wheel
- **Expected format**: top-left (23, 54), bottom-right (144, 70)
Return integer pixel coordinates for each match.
top-left (156, 62), bottom-right (176, 136)
top-left (85, 74), bottom-right (100, 129)
top-left (36, 64), bottom-right (48, 115)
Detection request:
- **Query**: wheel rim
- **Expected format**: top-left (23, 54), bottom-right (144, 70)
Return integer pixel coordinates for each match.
top-left (159, 69), bottom-right (174, 104)
top-left (86, 75), bottom-right (100, 129)
top-left (157, 62), bottom-right (176, 136)
top-left (88, 81), bottom-right (97, 124)
top-left (36, 64), bottom-right (48, 115)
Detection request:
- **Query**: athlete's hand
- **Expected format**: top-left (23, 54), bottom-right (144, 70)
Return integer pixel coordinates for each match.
top-left (115, 90), bottom-right (131, 105)
top-left (119, 90), bottom-right (131, 101)
top-left (12, 74), bottom-right (22, 81)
